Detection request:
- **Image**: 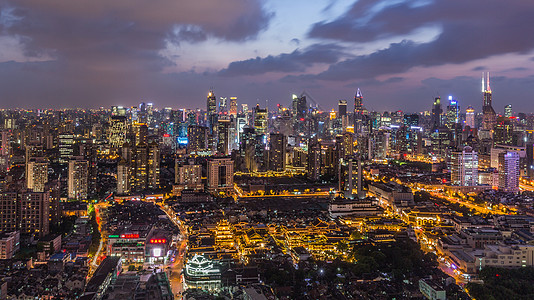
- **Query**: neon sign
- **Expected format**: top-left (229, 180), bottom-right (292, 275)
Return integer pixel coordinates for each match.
top-left (150, 239), bottom-right (166, 244)
top-left (120, 234), bottom-right (139, 239)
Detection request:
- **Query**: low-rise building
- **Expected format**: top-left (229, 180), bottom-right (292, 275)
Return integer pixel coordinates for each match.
top-left (0, 231), bottom-right (20, 259)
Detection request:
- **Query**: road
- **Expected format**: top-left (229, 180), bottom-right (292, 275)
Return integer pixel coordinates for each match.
top-left (156, 201), bottom-right (188, 299)
top-left (520, 182), bottom-right (534, 192)
top-left (431, 192), bottom-right (493, 214)
top-left (89, 202), bottom-right (109, 276)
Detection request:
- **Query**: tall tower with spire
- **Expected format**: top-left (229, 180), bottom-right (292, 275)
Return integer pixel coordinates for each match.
top-left (354, 88), bottom-right (363, 116)
top-left (482, 72), bottom-right (496, 131)
top-left (207, 90), bottom-right (218, 150)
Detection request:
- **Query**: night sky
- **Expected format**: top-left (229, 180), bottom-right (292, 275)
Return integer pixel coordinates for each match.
top-left (1, 0), bottom-right (534, 113)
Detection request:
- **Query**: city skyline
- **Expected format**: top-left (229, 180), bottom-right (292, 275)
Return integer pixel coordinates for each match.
top-left (0, 1), bottom-right (534, 113)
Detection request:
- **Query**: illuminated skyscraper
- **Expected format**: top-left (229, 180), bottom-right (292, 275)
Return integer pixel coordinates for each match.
top-left (117, 159), bottom-right (130, 194)
top-left (354, 88), bottom-right (363, 116)
top-left (207, 90), bottom-right (218, 150)
top-left (109, 115), bottom-right (127, 148)
top-left (187, 125), bottom-right (208, 152)
top-left (217, 117), bottom-right (231, 155)
top-left (504, 104), bottom-right (512, 118)
top-left (339, 156), bottom-right (362, 199)
top-left (498, 151), bottom-right (519, 193)
top-left (482, 72), bottom-right (496, 130)
top-left (229, 97), bottom-right (238, 117)
top-left (27, 157), bottom-right (48, 193)
top-left (465, 106), bottom-right (475, 128)
top-left (450, 146), bottom-right (478, 186)
top-left (446, 96), bottom-right (459, 129)
top-left (253, 104), bottom-right (268, 135)
top-left (68, 156), bottom-right (88, 200)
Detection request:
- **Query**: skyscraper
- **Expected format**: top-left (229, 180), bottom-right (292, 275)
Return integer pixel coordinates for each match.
top-left (217, 117), bottom-right (231, 155)
top-left (504, 104), bottom-right (512, 118)
top-left (68, 156), bottom-right (88, 200)
top-left (187, 125), bottom-right (208, 152)
top-left (269, 133), bottom-right (286, 171)
top-left (431, 97), bottom-right (443, 129)
top-left (207, 90), bottom-right (218, 150)
top-left (465, 106), bottom-right (475, 128)
top-left (147, 141), bottom-right (160, 190)
top-left (19, 191), bottom-right (50, 237)
top-left (338, 100), bottom-right (347, 117)
top-left (117, 159), bottom-right (130, 195)
top-left (446, 96), bottom-right (459, 129)
top-left (498, 151), bottom-right (519, 193)
top-left (339, 156), bottom-right (362, 199)
top-left (450, 146), bottom-right (478, 186)
top-left (27, 157), bottom-right (48, 193)
top-left (207, 157), bottom-right (234, 194)
top-left (109, 115), bottom-right (127, 148)
top-left (253, 104), bottom-right (268, 135)
top-left (482, 72), bottom-right (496, 131)
top-left (354, 88), bottom-right (363, 116)
top-left (229, 97), bottom-right (238, 117)
top-left (307, 138), bottom-right (321, 181)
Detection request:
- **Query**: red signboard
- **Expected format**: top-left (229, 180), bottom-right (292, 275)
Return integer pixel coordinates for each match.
top-left (120, 234), bottom-right (139, 239)
top-left (150, 239), bottom-right (166, 244)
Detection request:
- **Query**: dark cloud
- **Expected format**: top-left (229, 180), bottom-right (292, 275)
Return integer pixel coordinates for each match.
top-left (472, 66), bottom-right (487, 71)
top-left (218, 43), bottom-right (346, 76)
top-left (306, 0), bottom-right (534, 80)
top-left (0, 0), bottom-right (272, 107)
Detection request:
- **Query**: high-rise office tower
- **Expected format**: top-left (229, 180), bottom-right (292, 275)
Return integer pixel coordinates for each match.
top-left (207, 157), bottom-right (234, 194)
top-left (253, 104), bottom-right (268, 135)
top-left (269, 133), bottom-right (286, 171)
top-left (19, 191), bottom-right (50, 238)
top-left (229, 97), bottom-right (238, 118)
top-left (431, 97), bottom-right (443, 129)
top-left (292, 94), bottom-right (307, 119)
top-left (307, 138), bottom-right (321, 181)
top-left (446, 96), bottom-right (459, 129)
top-left (27, 157), bottom-right (48, 193)
top-left (504, 104), bottom-right (512, 118)
top-left (147, 141), bottom-right (160, 189)
top-left (58, 131), bottom-right (74, 164)
top-left (450, 146), bottom-right (478, 186)
top-left (117, 159), bottom-right (130, 195)
top-left (68, 156), bottom-right (88, 200)
top-left (134, 122), bottom-right (148, 146)
top-left (109, 115), bottom-right (127, 148)
top-left (482, 72), bottom-right (496, 130)
top-left (132, 143), bottom-right (148, 191)
top-left (336, 132), bottom-right (354, 160)
top-left (219, 97), bottom-right (228, 114)
top-left (207, 90), bottom-right (218, 150)
top-left (338, 100), bottom-right (347, 117)
top-left (465, 106), bottom-right (475, 128)
top-left (498, 151), bottom-right (519, 193)
top-left (187, 125), bottom-right (208, 152)
top-left (217, 117), bottom-right (231, 155)
top-left (493, 117), bottom-right (514, 145)
top-left (339, 156), bottom-right (362, 199)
